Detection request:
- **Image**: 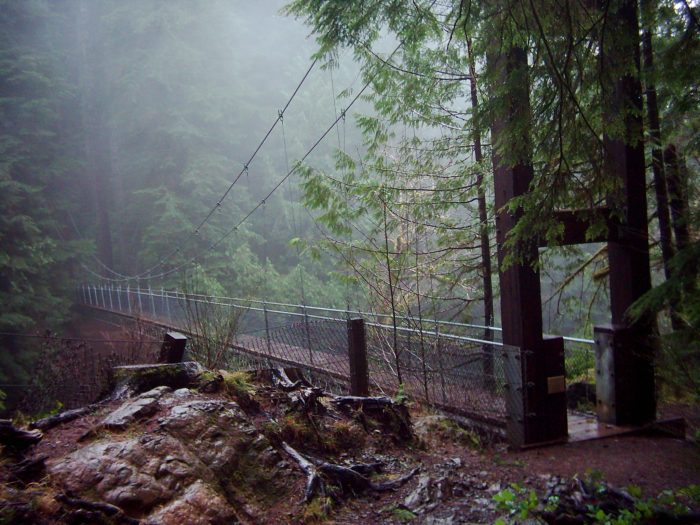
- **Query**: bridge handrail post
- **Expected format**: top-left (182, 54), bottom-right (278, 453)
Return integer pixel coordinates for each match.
top-left (149, 284), bottom-right (156, 317)
top-left (108, 284), bottom-right (114, 310)
top-left (127, 285), bottom-right (132, 314)
top-left (263, 301), bottom-right (271, 353)
top-left (302, 304), bottom-right (313, 366)
top-left (100, 284), bottom-right (106, 308)
top-left (117, 285), bottom-right (122, 312)
top-left (435, 323), bottom-right (447, 405)
top-left (136, 281), bottom-right (143, 313)
top-left (347, 317), bottom-right (369, 396)
top-left (163, 288), bottom-right (171, 322)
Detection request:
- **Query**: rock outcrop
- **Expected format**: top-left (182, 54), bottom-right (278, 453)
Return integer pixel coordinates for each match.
top-left (1, 364), bottom-right (419, 524)
top-left (48, 384), bottom-right (284, 523)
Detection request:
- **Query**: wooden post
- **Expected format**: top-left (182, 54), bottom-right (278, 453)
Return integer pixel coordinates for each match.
top-left (435, 324), bottom-right (447, 404)
top-left (489, 44), bottom-right (567, 447)
top-left (347, 318), bottom-right (369, 396)
top-left (136, 282), bottom-right (143, 312)
top-left (159, 332), bottom-right (187, 363)
top-left (596, 0), bottom-right (656, 426)
top-left (164, 288), bottom-right (171, 321)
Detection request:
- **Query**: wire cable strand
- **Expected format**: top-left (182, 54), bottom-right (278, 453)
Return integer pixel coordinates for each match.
top-left (113, 44), bottom-right (404, 282)
top-left (84, 57), bottom-right (318, 282)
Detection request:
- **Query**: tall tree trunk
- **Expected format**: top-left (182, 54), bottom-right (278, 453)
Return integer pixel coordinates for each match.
top-left (467, 38), bottom-right (495, 386)
top-left (77, 0), bottom-right (114, 269)
top-left (640, 0), bottom-right (682, 330)
top-left (382, 199), bottom-right (401, 386)
top-left (467, 39), bottom-right (494, 336)
top-left (664, 145), bottom-right (691, 253)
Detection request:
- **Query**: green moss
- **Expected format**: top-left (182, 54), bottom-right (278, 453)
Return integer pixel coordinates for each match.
top-left (279, 414), bottom-right (320, 450)
top-left (197, 370), bottom-right (219, 383)
top-left (428, 418), bottom-right (482, 450)
top-left (220, 435), bottom-right (288, 506)
top-left (391, 506), bottom-right (416, 522)
top-left (327, 420), bottom-right (365, 454)
top-left (261, 421), bottom-right (281, 442)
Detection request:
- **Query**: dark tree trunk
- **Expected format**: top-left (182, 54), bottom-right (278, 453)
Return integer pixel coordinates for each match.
top-left (598, 0), bottom-right (656, 425)
top-left (640, 0), bottom-right (682, 330)
top-left (467, 38), bottom-right (495, 386)
top-left (467, 39), bottom-right (494, 336)
top-left (77, 0), bottom-right (114, 269)
top-left (664, 144), bottom-right (691, 253)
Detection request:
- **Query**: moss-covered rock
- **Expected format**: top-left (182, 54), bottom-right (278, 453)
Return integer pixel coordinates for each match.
top-left (112, 362), bottom-right (206, 396)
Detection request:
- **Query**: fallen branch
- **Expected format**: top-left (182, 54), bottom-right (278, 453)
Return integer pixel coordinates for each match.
top-left (55, 493), bottom-right (140, 525)
top-left (281, 441), bottom-right (418, 502)
top-left (31, 406), bottom-right (95, 431)
top-left (331, 395), bottom-right (396, 407)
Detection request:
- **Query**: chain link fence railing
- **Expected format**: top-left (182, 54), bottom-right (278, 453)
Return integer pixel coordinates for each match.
top-left (77, 284), bottom-right (597, 427)
top-left (2, 330), bottom-right (161, 415)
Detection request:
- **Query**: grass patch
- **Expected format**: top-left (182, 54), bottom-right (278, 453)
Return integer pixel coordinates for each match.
top-left (327, 420), bottom-right (365, 454)
top-left (221, 370), bottom-right (254, 395)
top-left (301, 496), bottom-right (332, 523)
top-left (279, 414), bottom-right (321, 450)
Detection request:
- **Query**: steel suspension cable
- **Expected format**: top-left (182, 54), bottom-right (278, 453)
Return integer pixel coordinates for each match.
top-left (84, 57), bottom-right (318, 283)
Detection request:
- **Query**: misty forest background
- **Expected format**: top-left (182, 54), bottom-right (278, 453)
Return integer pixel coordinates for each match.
top-left (1, 0), bottom-right (698, 409)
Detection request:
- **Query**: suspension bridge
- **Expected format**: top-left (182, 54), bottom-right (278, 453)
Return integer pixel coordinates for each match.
top-left (71, 4), bottom-right (662, 448)
top-left (76, 283), bottom-right (597, 434)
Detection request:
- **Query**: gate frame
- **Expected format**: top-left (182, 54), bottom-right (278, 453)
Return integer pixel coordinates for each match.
top-left (490, 0), bottom-right (656, 447)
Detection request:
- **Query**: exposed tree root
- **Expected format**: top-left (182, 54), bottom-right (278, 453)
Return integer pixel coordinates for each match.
top-left (271, 368), bottom-right (328, 416)
top-left (331, 395), bottom-right (396, 407)
top-left (281, 441), bottom-right (419, 502)
top-left (0, 419), bottom-right (42, 453)
top-left (8, 455), bottom-right (46, 483)
top-left (271, 368), bottom-right (312, 391)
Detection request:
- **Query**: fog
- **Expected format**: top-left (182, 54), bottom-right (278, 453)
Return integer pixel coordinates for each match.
top-left (7, 1), bottom-right (369, 301)
top-left (1, 0), bottom-right (608, 336)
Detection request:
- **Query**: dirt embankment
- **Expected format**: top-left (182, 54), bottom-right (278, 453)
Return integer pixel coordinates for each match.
top-left (1, 363), bottom-right (699, 524)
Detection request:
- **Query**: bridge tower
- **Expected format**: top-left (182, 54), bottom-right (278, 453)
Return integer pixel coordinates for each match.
top-left (490, 0), bottom-right (656, 447)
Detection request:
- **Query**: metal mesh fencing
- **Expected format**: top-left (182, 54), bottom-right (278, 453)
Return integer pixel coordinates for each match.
top-left (364, 323), bottom-right (513, 425)
top-left (12, 334), bottom-right (161, 414)
top-left (227, 319), bottom-right (351, 394)
top-left (77, 285), bottom-right (598, 428)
